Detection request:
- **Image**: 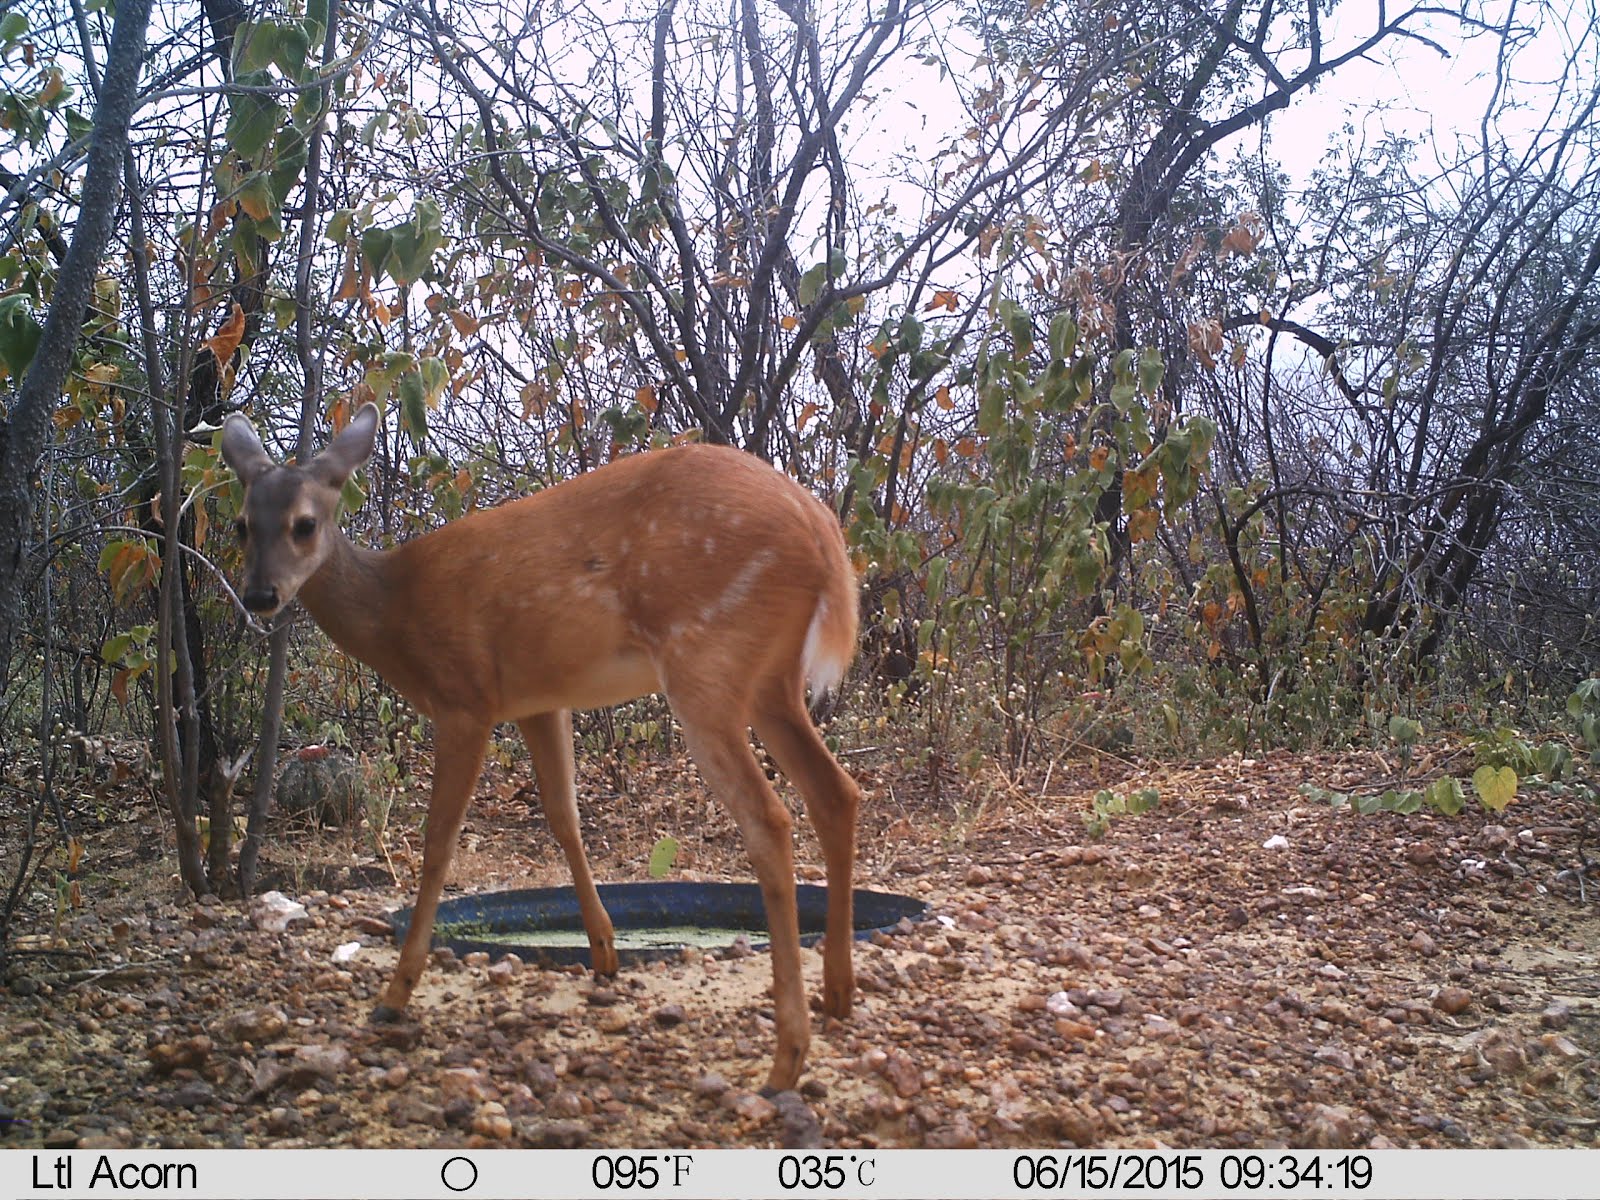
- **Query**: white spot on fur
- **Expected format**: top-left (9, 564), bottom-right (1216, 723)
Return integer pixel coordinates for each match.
top-left (703, 537), bottom-right (716, 555)
top-left (709, 550), bottom-right (773, 618)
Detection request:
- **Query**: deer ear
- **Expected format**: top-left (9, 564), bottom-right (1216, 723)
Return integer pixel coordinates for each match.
top-left (220, 414), bottom-right (274, 483)
top-left (309, 403), bottom-right (380, 487)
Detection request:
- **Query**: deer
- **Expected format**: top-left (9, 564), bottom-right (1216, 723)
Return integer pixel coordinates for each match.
top-left (219, 403), bottom-right (862, 1092)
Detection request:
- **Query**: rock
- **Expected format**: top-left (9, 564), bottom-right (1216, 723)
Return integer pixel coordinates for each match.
top-left (771, 1091), bottom-right (823, 1149)
top-left (692, 1072), bottom-right (731, 1100)
top-left (249, 892), bottom-right (308, 933)
top-left (331, 941), bottom-right (362, 964)
top-left (1541, 1034), bottom-right (1582, 1059)
top-left (148, 1036), bottom-right (211, 1076)
top-left (386, 1094), bottom-right (446, 1128)
top-left (439, 1068), bottom-right (489, 1103)
top-left (1409, 930), bottom-right (1439, 956)
top-left (166, 1080), bottom-right (216, 1110)
top-left (1301, 1103), bottom-right (1358, 1149)
top-left (1087, 988), bottom-right (1125, 1013)
top-left (519, 1118), bottom-right (589, 1148)
top-left (472, 1101), bottom-right (515, 1140)
top-left (524, 1062), bottom-right (558, 1095)
top-left (1057, 1106), bottom-right (1100, 1147)
top-left (1539, 1002), bottom-right (1572, 1030)
top-left (1313, 1044), bottom-right (1355, 1071)
top-left (265, 1107), bottom-right (303, 1136)
top-left (1045, 991), bottom-right (1080, 1017)
top-left (1432, 987), bottom-right (1472, 1016)
top-left (719, 1089), bottom-right (777, 1123)
top-left (221, 1006), bottom-right (289, 1044)
top-left (291, 1044), bottom-right (349, 1083)
top-left (1056, 1019), bottom-right (1096, 1041)
top-left (881, 1051), bottom-right (922, 1098)
top-left (547, 1089), bottom-right (586, 1118)
top-left (1477, 1032), bottom-right (1526, 1076)
top-left (1262, 835), bottom-right (1290, 850)
top-left (487, 958), bottom-right (521, 987)
top-left (925, 1117), bottom-right (980, 1148)
top-left (652, 1004), bottom-right (687, 1028)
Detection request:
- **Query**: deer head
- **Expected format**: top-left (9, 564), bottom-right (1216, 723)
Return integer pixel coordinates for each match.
top-left (219, 403), bottom-right (380, 617)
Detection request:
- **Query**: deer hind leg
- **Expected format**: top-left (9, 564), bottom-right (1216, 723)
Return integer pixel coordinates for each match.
top-left (518, 709), bottom-right (618, 977)
top-left (671, 691), bottom-right (808, 1093)
top-left (374, 715), bottom-right (492, 1021)
top-left (754, 677), bottom-right (861, 1021)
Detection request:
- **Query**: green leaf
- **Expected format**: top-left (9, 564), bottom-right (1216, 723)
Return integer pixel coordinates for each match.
top-left (1425, 776), bottom-right (1467, 816)
top-left (100, 632), bottom-right (132, 664)
top-left (225, 72), bottom-right (285, 159)
top-left (1048, 313), bottom-right (1077, 362)
top-left (326, 208), bottom-right (354, 244)
top-left (0, 293), bottom-right (43, 377)
top-left (273, 23), bottom-right (312, 78)
top-left (1387, 715), bottom-right (1422, 746)
top-left (0, 11), bottom-right (29, 51)
top-left (398, 371), bottom-right (427, 448)
top-left (233, 22), bottom-right (279, 74)
top-left (386, 198), bottom-right (446, 285)
top-left (797, 261), bottom-right (828, 307)
top-left (359, 227), bottom-right (394, 280)
top-left (418, 356), bottom-right (450, 407)
top-left (647, 836), bottom-right (679, 880)
top-left (1472, 765), bottom-right (1517, 813)
top-left (1137, 347), bottom-right (1164, 395)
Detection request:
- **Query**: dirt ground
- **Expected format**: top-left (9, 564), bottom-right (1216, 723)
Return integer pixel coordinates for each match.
top-left (2, 741), bottom-right (1596, 1150)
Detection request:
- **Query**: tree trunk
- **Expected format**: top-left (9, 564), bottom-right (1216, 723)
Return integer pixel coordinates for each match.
top-left (0, 0), bottom-right (154, 699)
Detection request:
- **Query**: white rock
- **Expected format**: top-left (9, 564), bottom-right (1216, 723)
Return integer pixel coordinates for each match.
top-left (1263, 834), bottom-right (1290, 850)
top-left (250, 891), bottom-right (308, 933)
top-left (331, 941), bottom-right (362, 963)
top-left (1045, 991), bottom-right (1080, 1017)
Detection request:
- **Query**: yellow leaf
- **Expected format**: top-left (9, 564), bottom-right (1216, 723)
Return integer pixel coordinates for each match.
top-left (203, 302), bottom-right (246, 366)
top-left (780, 314), bottom-right (798, 332)
top-left (38, 69), bottom-right (64, 106)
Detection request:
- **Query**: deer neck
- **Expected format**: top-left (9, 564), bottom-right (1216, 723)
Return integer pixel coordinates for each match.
top-left (295, 527), bottom-right (394, 669)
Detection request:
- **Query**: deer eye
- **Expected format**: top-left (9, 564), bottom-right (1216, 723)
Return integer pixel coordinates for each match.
top-left (234, 518), bottom-right (248, 543)
top-left (292, 516), bottom-right (317, 541)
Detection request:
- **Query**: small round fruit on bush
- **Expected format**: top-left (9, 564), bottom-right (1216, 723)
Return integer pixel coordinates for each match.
top-left (276, 747), bottom-right (373, 829)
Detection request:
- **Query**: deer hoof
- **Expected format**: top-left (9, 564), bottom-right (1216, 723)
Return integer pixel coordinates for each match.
top-left (369, 1003), bottom-right (406, 1024)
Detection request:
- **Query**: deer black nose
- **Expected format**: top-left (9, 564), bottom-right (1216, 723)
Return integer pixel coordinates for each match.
top-left (242, 585), bottom-right (280, 613)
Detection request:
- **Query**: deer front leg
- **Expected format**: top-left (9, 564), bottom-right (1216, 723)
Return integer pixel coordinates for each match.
top-left (373, 717), bottom-right (492, 1021)
top-left (518, 710), bottom-right (618, 977)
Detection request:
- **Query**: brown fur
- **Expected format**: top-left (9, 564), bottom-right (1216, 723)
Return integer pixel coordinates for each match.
top-left (222, 405), bottom-right (862, 1091)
